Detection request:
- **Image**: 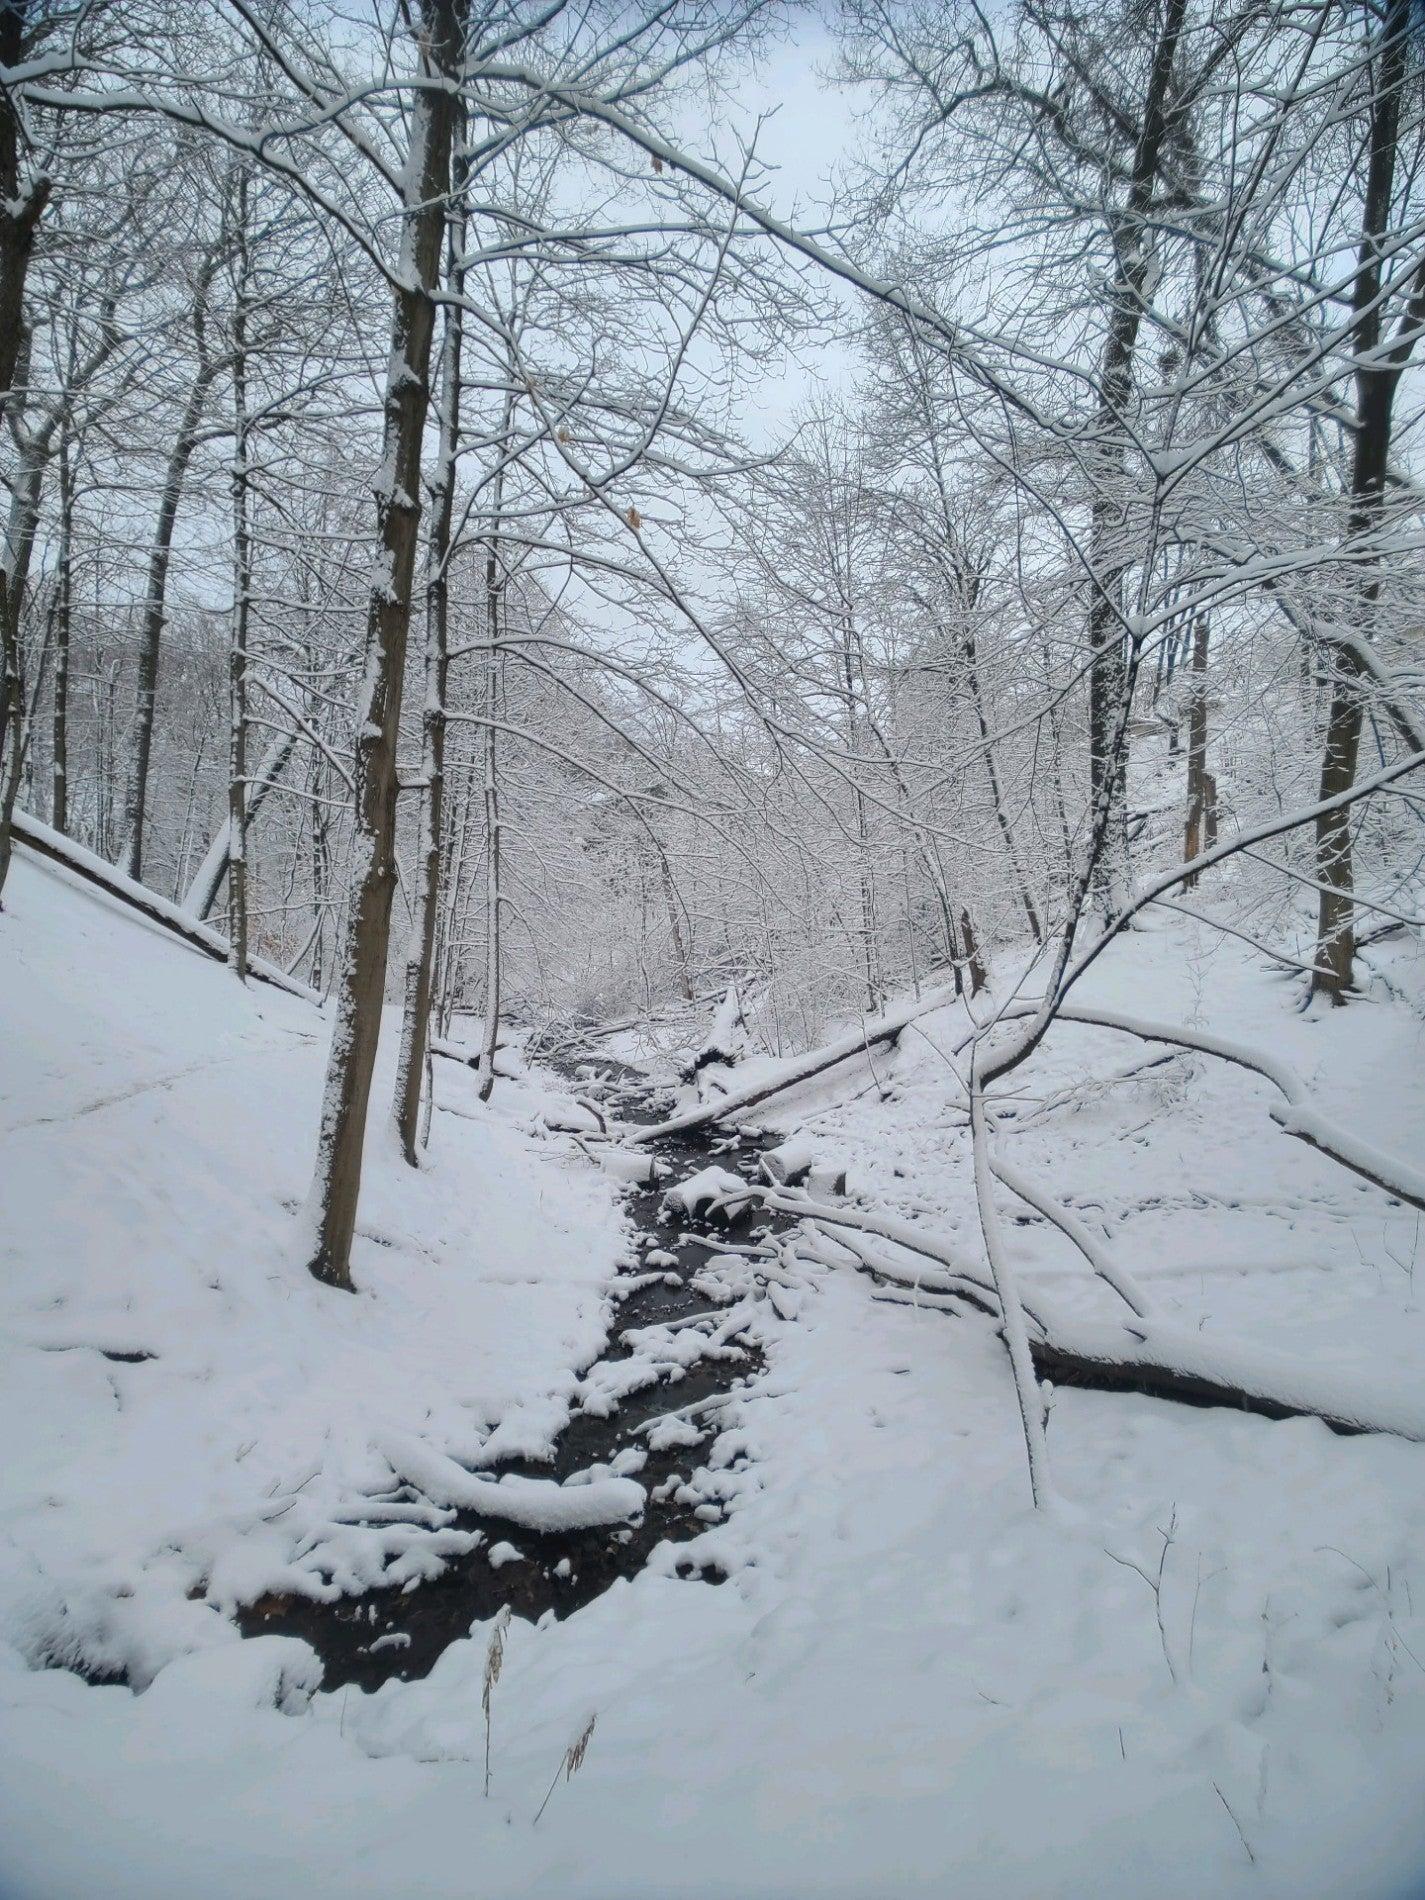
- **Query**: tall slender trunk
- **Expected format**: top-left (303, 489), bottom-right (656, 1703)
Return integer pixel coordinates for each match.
top-left (0, 0), bottom-right (45, 442)
top-left (1086, 0), bottom-right (1187, 917)
top-left (1182, 616), bottom-right (1210, 886)
top-left (0, 415), bottom-right (44, 896)
top-left (841, 612), bottom-right (881, 1011)
top-left (228, 176), bottom-right (252, 980)
top-left (50, 437), bottom-right (73, 832)
top-left (310, 752), bottom-right (330, 994)
top-left (122, 302), bottom-right (219, 882)
top-left (394, 173), bottom-right (466, 1163)
top-left (0, 0), bottom-right (47, 886)
top-left (475, 542), bottom-right (504, 1103)
top-left (1312, 0), bottom-right (1413, 1000)
top-left (304, 0), bottom-right (465, 1290)
top-left (95, 656), bottom-right (117, 858)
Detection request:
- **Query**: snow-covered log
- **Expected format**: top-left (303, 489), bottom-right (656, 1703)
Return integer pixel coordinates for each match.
top-left (180, 722), bottom-right (301, 921)
top-left (1032, 1315), bottom-right (1425, 1442)
top-left (682, 984), bottom-right (749, 1082)
top-left (663, 1165), bottom-right (761, 1221)
top-left (626, 982), bottom-right (957, 1145)
top-left (1031, 1002), bottom-right (1425, 1216)
top-left (11, 810), bottom-right (319, 1005)
top-left (376, 1432), bottom-right (646, 1529)
top-left (777, 1187), bottom-right (1425, 1441)
top-left (758, 1136), bottom-right (815, 1187)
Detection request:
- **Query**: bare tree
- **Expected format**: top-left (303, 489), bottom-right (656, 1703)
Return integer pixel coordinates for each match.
top-left (304, 0), bottom-right (468, 1287)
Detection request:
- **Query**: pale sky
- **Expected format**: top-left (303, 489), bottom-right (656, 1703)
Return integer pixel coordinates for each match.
top-left (714, 12), bottom-right (864, 436)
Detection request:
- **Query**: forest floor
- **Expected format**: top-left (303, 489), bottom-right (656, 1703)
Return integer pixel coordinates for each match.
top-left (3, 846), bottom-right (1425, 1898)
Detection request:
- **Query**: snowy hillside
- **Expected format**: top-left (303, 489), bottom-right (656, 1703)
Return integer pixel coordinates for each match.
top-left (4, 0), bottom-right (1425, 1890)
top-left (4, 848), bottom-right (1425, 1899)
top-left (0, 851), bottom-right (629, 1688)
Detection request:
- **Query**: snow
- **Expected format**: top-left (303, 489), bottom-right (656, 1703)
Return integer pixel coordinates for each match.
top-left (374, 1434), bottom-right (645, 1528)
top-left (3, 855), bottom-right (1425, 1898)
top-left (662, 1164), bottom-right (758, 1219)
top-left (0, 851), bottom-right (628, 1686)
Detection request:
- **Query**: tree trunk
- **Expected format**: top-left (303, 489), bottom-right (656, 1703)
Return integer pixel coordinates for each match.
top-left (393, 181), bottom-right (466, 1164)
top-left (959, 908), bottom-right (986, 996)
top-left (309, 751), bottom-right (330, 993)
top-left (122, 335), bottom-right (218, 883)
top-left (1311, 0), bottom-right (1412, 1001)
top-left (0, 0), bottom-right (46, 445)
top-left (1182, 616), bottom-right (1209, 886)
top-left (475, 542), bottom-right (504, 1104)
top-left (228, 176), bottom-right (252, 982)
top-left (50, 437), bottom-right (73, 833)
top-left (0, 436), bottom-right (42, 900)
top-left (304, 0), bottom-right (465, 1290)
top-left (1085, 0), bottom-right (1187, 918)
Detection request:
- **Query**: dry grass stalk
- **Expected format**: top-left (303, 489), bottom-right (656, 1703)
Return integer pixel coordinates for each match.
top-left (533, 1713), bottom-right (597, 1825)
top-left (482, 1606), bottom-right (510, 1798)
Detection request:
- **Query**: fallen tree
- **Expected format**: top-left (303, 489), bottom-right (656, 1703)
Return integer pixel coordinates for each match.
top-left (11, 811), bottom-right (319, 1005)
top-left (1028, 1312), bottom-right (1425, 1440)
top-left (12, 815), bottom-right (492, 1076)
top-left (1019, 1001), bottom-right (1425, 1216)
top-left (180, 720), bottom-right (303, 921)
top-left (630, 978), bottom-right (1425, 1220)
top-left (623, 980), bottom-right (957, 1145)
top-left (770, 1184), bottom-right (1425, 1442)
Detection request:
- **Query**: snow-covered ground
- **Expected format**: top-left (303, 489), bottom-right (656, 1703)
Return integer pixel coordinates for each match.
top-left (0, 852), bottom-right (629, 1684)
top-left (3, 849), bottom-right (1425, 1898)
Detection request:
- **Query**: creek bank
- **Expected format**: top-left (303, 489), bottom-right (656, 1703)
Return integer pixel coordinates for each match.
top-left (236, 1054), bottom-right (799, 1691)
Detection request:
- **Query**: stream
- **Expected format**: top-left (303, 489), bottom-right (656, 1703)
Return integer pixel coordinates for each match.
top-left (237, 1052), bottom-right (798, 1692)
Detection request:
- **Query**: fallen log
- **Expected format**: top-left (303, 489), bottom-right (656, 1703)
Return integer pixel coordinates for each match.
top-left (637, 979), bottom-right (1425, 1229)
top-left (1030, 1313), bottom-right (1425, 1442)
top-left (624, 981), bottom-right (958, 1146)
top-left (13, 815), bottom-right (495, 1079)
top-left (12, 811), bottom-right (318, 1006)
top-left (1021, 1001), bottom-right (1425, 1217)
top-left (180, 721), bottom-right (301, 920)
top-left (770, 1186), bottom-right (1425, 1442)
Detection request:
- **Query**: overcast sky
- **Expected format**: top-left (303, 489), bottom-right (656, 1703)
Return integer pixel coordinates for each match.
top-left (715, 13), bottom-right (864, 434)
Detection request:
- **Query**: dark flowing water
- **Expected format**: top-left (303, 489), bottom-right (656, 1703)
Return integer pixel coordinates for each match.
top-left (237, 1053), bottom-right (796, 1691)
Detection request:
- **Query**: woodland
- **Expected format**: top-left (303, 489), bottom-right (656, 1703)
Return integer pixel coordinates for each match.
top-left (2, 1), bottom-right (1425, 1894)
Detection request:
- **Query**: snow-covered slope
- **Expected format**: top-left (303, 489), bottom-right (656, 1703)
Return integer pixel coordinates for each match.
top-left (3, 860), bottom-right (1425, 1900)
top-left (0, 850), bottom-right (628, 1688)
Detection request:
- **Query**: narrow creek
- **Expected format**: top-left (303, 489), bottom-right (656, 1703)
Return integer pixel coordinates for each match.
top-left (238, 1051), bottom-right (798, 1692)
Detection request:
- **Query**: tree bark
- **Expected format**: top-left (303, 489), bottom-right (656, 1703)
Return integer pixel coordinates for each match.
top-left (121, 272), bottom-right (221, 882)
top-left (0, 403), bottom-right (43, 900)
top-left (393, 181), bottom-right (466, 1163)
top-left (1085, 0), bottom-right (1187, 917)
top-left (475, 541), bottom-right (505, 1104)
top-left (304, 0), bottom-right (466, 1289)
top-left (0, 0), bottom-right (46, 444)
top-left (1311, 0), bottom-right (1413, 1001)
top-left (50, 436), bottom-right (73, 833)
top-left (227, 172), bottom-right (252, 982)
top-left (1182, 616), bottom-right (1209, 885)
